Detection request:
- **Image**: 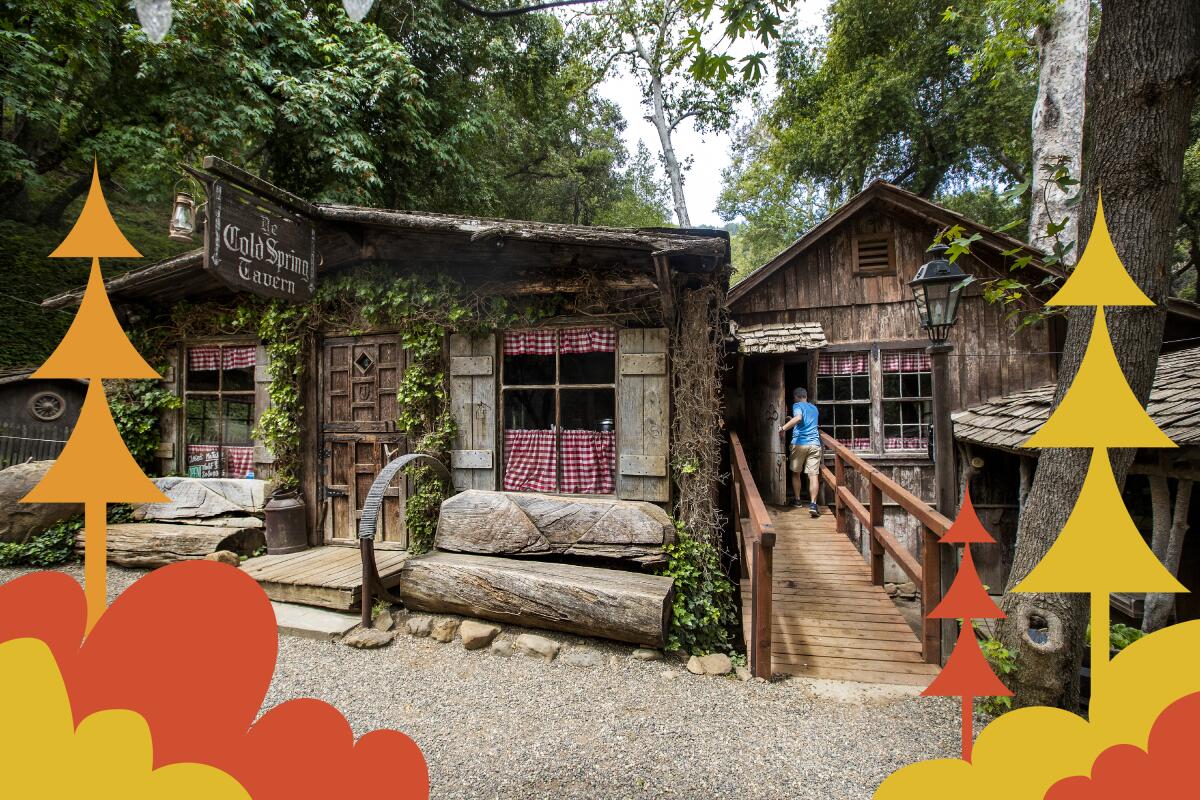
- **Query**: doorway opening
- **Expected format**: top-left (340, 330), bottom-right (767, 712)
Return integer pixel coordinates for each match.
top-left (782, 359), bottom-right (810, 505)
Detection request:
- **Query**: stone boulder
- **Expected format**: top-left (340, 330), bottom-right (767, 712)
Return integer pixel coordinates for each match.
top-left (0, 461), bottom-right (82, 544)
top-left (514, 633), bottom-right (560, 663)
top-left (430, 617), bottom-right (461, 643)
top-left (343, 628), bottom-right (394, 649)
top-left (133, 477), bottom-right (266, 522)
top-left (459, 620), bottom-right (500, 650)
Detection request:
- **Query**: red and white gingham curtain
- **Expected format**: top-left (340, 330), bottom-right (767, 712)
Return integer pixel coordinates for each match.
top-left (884, 435), bottom-right (927, 451)
top-left (188, 345), bottom-right (257, 371)
top-left (502, 429), bottom-right (558, 492)
top-left (559, 328), bottom-right (616, 354)
top-left (881, 349), bottom-right (930, 373)
top-left (817, 352), bottom-right (868, 375)
top-left (560, 430), bottom-right (615, 494)
top-left (223, 346), bottom-right (256, 370)
top-left (188, 346), bottom-right (221, 371)
top-left (504, 327), bottom-right (615, 356)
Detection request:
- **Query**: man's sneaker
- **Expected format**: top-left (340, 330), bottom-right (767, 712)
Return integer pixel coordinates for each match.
top-left (809, 502), bottom-right (820, 518)
top-left (790, 499), bottom-right (805, 508)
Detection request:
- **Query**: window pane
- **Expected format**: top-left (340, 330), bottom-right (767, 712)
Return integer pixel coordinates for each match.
top-left (883, 373), bottom-right (899, 398)
top-left (186, 396), bottom-right (221, 444)
top-left (186, 347), bottom-right (219, 391)
top-left (852, 403), bottom-right (870, 425)
top-left (560, 388), bottom-right (615, 431)
top-left (503, 389), bottom-right (554, 430)
top-left (834, 376), bottom-right (850, 401)
top-left (503, 354), bottom-right (555, 385)
top-left (817, 376), bottom-right (833, 401)
top-left (852, 374), bottom-right (869, 400)
top-left (901, 372), bottom-right (920, 397)
top-left (560, 351), bottom-right (615, 385)
top-left (223, 397), bottom-right (254, 445)
top-left (223, 366), bottom-right (254, 392)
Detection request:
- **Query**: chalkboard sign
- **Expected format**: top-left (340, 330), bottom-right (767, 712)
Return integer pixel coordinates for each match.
top-left (186, 447), bottom-right (222, 478)
top-left (204, 178), bottom-right (317, 302)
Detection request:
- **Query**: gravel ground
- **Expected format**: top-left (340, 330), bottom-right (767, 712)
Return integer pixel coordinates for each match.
top-left (2, 564), bottom-right (962, 799)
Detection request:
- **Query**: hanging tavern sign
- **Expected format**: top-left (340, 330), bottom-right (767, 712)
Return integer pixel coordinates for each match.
top-left (203, 177), bottom-right (317, 302)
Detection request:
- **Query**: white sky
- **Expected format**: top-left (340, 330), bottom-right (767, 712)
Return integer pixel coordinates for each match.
top-left (595, 1), bottom-right (830, 228)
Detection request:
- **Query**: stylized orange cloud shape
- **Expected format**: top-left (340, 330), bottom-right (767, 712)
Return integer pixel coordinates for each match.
top-left (874, 620), bottom-right (1200, 799)
top-left (1046, 691), bottom-right (1200, 799)
top-left (0, 562), bottom-right (428, 799)
top-left (1, 637), bottom-right (248, 797)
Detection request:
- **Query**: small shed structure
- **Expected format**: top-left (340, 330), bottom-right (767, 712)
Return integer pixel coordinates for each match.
top-left (0, 369), bottom-right (85, 467)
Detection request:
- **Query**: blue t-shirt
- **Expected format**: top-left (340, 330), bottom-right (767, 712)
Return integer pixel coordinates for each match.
top-left (791, 401), bottom-right (820, 446)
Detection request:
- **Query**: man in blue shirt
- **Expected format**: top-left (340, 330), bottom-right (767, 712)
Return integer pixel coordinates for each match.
top-left (778, 387), bottom-right (821, 517)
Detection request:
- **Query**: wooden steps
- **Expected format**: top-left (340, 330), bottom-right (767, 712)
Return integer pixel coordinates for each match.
top-left (240, 546), bottom-right (409, 611)
top-left (741, 506), bottom-right (938, 687)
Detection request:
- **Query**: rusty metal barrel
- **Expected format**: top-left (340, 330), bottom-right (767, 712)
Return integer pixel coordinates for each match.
top-left (264, 489), bottom-right (308, 555)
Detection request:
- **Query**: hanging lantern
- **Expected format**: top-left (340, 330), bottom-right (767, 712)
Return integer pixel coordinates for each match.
top-left (136, 0), bottom-right (174, 43)
top-left (168, 192), bottom-right (196, 242)
top-left (909, 244), bottom-right (968, 344)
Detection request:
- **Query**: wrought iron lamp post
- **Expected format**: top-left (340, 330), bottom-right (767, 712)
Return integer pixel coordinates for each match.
top-left (909, 243), bottom-right (968, 663)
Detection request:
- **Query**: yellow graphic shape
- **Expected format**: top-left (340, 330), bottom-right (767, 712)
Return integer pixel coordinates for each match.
top-left (50, 162), bottom-right (141, 259)
top-left (1046, 195), bottom-right (1154, 307)
top-left (0, 638), bottom-right (249, 798)
top-left (33, 257), bottom-right (159, 380)
top-left (1015, 449), bottom-right (1185, 594)
top-left (874, 619), bottom-right (1200, 799)
top-left (1023, 308), bottom-right (1175, 449)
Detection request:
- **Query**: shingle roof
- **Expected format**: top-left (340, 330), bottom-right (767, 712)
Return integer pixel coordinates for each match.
top-left (733, 321), bottom-right (828, 354)
top-left (953, 345), bottom-right (1200, 450)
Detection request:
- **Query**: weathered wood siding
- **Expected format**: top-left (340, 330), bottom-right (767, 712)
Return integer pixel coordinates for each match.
top-left (730, 202), bottom-right (1059, 412)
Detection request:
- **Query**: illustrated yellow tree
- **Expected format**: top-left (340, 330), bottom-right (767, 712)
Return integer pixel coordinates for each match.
top-left (1017, 197), bottom-right (1185, 696)
top-left (21, 163), bottom-right (169, 631)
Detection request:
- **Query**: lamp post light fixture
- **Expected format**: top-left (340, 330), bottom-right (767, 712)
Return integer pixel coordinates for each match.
top-left (910, 242), bottom-right (969, 665)
top-left (168, 191), bottom-right (197, 242)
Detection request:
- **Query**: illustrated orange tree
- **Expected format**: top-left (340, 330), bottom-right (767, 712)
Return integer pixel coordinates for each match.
top-left (922, 489), bottom-right (1011, 762)
top-left (1016, 198), bottom-right (1184, 696)
top-left (21, 163), bottom-right (168, 631)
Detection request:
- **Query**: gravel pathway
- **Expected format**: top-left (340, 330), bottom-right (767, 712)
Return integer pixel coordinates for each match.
top-left (2, 565), bottom-right (962, 799)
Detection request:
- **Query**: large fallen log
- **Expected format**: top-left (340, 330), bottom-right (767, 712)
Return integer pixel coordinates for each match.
top-left (434, 490), bottom-right (673, 565)
top-left (77, 522), bottom-right (265, 568)
top-left (398, 551), bottom-right (674, 647)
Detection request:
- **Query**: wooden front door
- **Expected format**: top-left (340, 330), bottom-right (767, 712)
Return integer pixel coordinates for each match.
top-left (320, 334), bottom-right (407, 547)
top-left (746, 358), bottom-right (787, 506)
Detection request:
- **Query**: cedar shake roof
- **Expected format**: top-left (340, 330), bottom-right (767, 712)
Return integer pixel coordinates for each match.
top-left (952, 344), bottom-right (1200, 451)
top-left (733, 321), bottom-right (828, 353)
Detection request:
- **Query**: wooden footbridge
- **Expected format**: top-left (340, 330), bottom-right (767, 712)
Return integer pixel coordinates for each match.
top-left (731, 432), bottom-right (951, 686)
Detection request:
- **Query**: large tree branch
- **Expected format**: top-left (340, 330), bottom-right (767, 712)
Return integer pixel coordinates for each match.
top-left (446, 0), bottom-right (601, 18)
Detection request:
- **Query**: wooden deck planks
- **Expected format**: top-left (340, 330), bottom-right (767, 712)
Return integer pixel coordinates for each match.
top-left (240, 546), bottom-right (409, 610)
top-left (741, 506), bottom-right (935, 688)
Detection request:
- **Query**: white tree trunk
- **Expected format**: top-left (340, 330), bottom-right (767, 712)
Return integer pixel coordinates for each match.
top-left (1143, 479), bottom-right (1193, 631)
top-left (1029, 0), bottom-right (1090, 258)
top-left (648, 73), bottom-right (691, 227)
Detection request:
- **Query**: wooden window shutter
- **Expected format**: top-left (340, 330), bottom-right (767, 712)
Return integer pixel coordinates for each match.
top-left (448, 333), bottom-right (497, 491)
top-left (252, 342), bottom-right (276, 472)
top-left (852, 234), bottom-right (895, 275)
top-left (617, 328), bottom-right (669, 502)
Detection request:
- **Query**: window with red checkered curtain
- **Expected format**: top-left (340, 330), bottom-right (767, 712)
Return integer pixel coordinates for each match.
top-left (184, 343), bottom-right (257, 478)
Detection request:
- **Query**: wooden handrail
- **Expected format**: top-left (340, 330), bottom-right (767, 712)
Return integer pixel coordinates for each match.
top-left (730, 431), bottom-right (775, 679)
top-left (818, 431), bottom-right (946, 664)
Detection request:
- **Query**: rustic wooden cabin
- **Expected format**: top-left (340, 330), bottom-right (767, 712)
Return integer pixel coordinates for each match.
top-left (953, 342), bottom-right (1200, 623)
top-left (41, 158), bottom-right (729, 645)
top-left (726, 180), bottom-right (1200, 591)
top-left (0, 369), bottom-right (85, 467)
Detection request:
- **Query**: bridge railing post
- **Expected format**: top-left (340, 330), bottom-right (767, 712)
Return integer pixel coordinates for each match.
top-left (868, 482), bottom-right (885, 586)
top-left (921, 525), bottom-right (942, 664)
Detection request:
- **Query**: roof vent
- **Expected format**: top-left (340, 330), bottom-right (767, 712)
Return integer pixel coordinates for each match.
top-left (853, 234), bottom-right (894, 275)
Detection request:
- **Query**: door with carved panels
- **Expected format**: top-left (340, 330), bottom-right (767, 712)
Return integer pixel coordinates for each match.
top-left (320, 334), bottom-right (407, 547)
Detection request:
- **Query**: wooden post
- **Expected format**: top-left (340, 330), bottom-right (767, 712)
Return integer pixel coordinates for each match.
top-left (833, 452), bottom-right (847, 536)
top-left (921, 525), bottom-right (941, 663)
top-left (926, 340), bottom-right (955, 666)
top-left (869, 482), bottom-right (885, 585)
top-left (752, 538), bottom-right (773, 678)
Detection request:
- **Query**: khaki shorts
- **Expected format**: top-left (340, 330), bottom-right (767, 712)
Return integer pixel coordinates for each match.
top-left (790, 444), bottom-right (822, 475)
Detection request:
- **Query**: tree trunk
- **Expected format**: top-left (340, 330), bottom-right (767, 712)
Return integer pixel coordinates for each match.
top-left (997, 0), bottom-right (1199, 710)
top-left (397, 551), bottom-right (674, 647)
top-left (648, 73), bottom-right (691, 227)
top-left (1143, 479), bottom-right (1194, 631)
top-left (1028, 0), bottom-right (1090, 257)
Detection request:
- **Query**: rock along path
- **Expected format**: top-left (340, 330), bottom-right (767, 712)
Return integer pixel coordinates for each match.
top-left (1, 565), bottom-right (963, 799)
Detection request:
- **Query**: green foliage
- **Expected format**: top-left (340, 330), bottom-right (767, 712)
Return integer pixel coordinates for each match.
top-left (979, 633), bottom-right (1017, 716)
top-left (659, 522), bottom-right (738, 656)
top-left (1085, 622), bottom-right (1146, 652)
top-left (0, 516), bottom-right (81, 568)
top-left (107, 379), bottom-right (182, 473)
